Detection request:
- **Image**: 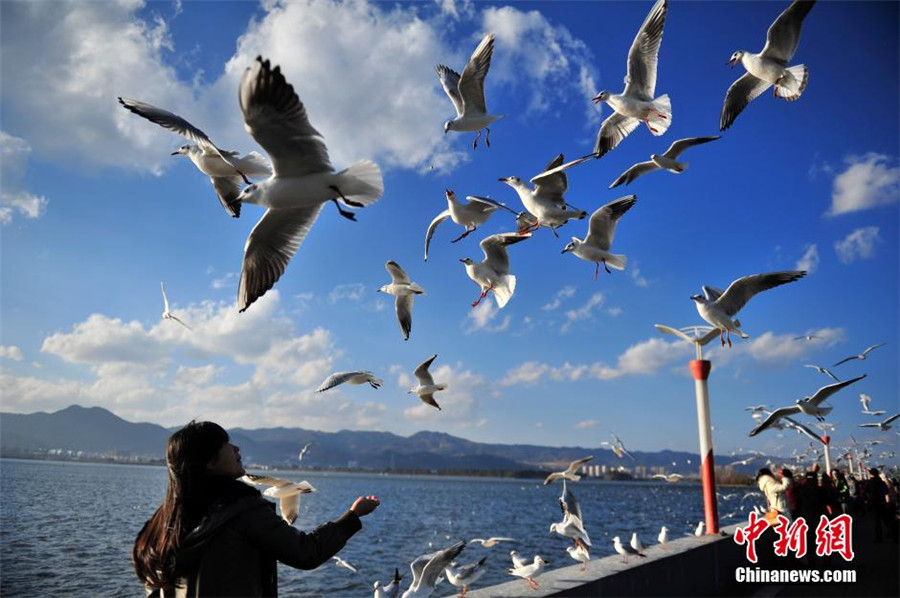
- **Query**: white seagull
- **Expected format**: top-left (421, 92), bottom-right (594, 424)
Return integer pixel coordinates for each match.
top-left (233, 57), bottom-right (383, 312)
top-left (460, 232), bottom-right (531, 308)
top-left (240, 474), bottom-right (316, 525)
top-left (507, 555), bottom-right (547, 591)
top-left (550, 481), bottom-right (591, 549)
top-left (401, 541), bottom-right (467, 598)
top-left (860, 393), bottom-right (886, 416)
top-left (658, 526), bottom-right (669, 548)
top-left (374, 568), bottom-right (403, 598)
top-left (298, 442), bottom-right (312, 462)
top-left (423, 190), bottom-right (517, 261)
top-left (630, 532), bottom-right (645, 555)
top-left (794, 334), bottom-right (820, 341)
top-left (720, 0), bottom-right (816, 130)
top-left (612, 536), bottom-right (646, 563)
top-left (467, 537), bottom-right (516, 548)
top-left (409, 354), bottom-right (447, 411)
top-left (859, 413), bottom-right (900, 432)
top-left (378, 261), bottom-right (425, 341)
top-left (332, 555), bottom-right (358, 573)
top-left (509, 550), bottom-right (528, 570)
top-left (804, 364), bottom-right (840, 383)
top-left (749, 374), bottom-right (866, 436)
top-left (444, 556), bottom-right (487, 598)
top-left (652, 473), bottom-right (684, 483)
top-left (694, 521), bottom-right (705, 537)
top-left (609, 136), bottom-right (719, 188)
top-left (160, 282), bottom-right (192, 330)
top-left (543, 455), bottom-right (594, 485)
top-left (690, 270), bottom-right (807, 347)
top-left (561, 195), bottom-right (637, 279)
top-left (316, 371), bottom-right (383, 392)
top-left (118, 97), bottom-right (271, 218)
top-left (567, 544), bottom-right (591, 572)
top-left (602, 433), bottom-right (636, 461)
top-left (833, 343), bottom-right (886, 367)
top-left (437, 33), bottom-right (504, 149)
top-left (499, 154), bottom-right (589, 236)
top-left (593, 0), bottom-right (671, 157)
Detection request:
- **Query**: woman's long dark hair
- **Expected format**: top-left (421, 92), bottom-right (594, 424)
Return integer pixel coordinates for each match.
top-left (133, 421), bottom-right (229, 592)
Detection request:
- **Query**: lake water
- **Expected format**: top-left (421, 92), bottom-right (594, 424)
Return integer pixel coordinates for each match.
top-left (0, 459), bottom-right (756, 597)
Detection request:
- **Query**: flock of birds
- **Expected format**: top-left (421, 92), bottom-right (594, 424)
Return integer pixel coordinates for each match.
top-left (116, 0), bottom-right (896, 594)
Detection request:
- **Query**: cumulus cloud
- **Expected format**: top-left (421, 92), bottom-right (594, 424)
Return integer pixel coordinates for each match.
top-left (0, 345), bottom-right (24, 361)
top-left (561, 292), bottom-right (605, 333)
top-left (835, 227), bottom-right (881, 263)
top-left (541, 286), bottom-right (576, 310)
top-left (706, 327), bottom-right (846, 367)
top-left (825, 153), bottom-right (900, 216)
top-left (629, 262), bottom-right (649, 288)
top-left (573, 419), bottom-right (598, 429)
top-left (0, 131), bottom-right (48, 225)
top-left (464, 301), bottom-right (511, 333)
top-left (795, 244), bottom-right (819, 274)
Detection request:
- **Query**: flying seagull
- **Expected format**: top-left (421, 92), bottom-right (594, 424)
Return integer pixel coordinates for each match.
top-left (240, 474), bottom-right (316, 525)
top-left (332, 555), bottom-right (358, 573)
top-left (378, 261), bottom-right (425, 341)
top-left (461, 232), bottom-right (531, 308)
top-left (118, 97), bottom-right (271, 217)
top-left (833, 343), bottom-right (885, 367)
top-left (609, 136), bottom-right (720, 188)
top-left (749, 375), bottom-right (866, 436)
top-left (858, 413), bottom-right (900, 432)
top-left (593, 0), bottom-right (671, 157)
top-left (423, 190), bottom-right (516, 261)
top-left (859, 393), bottom-right (886, 416)
top-left (720, 0), bottom-right (816, 130)
top-left (316, 371), bottom-right (383, 392)
top-left (233, 57), bottom-right (383, 312)
top-left (804, 364), bottom-right (840, 382)
top-left (160, 282), bottom-right (192, 330)
top-left (468, 537), bottom-right (516, 548)
top-left (561, 195), bottom-right (637, 279)
top-left (543, 455), bottom-right (594, 485)
top-left (401, 541), bottom-right (467, 598)
top-left (794, 334), bottom-right (820, 341)
top-left (499, 154), bottom-right (588, 236)
top-left (437, 33), bottom-right (504, 149)
top-left (690, 270), bottom-right (807, 347)
top-left (550, 481), bottom-right (591, 549)
top-left (409, 354), bottom-right (447, 411)
top-left (298, 442), bottom-right (312, 462)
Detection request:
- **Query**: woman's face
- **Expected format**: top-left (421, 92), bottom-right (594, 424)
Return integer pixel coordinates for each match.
top-left (206, 442), bottom-right (245, 478)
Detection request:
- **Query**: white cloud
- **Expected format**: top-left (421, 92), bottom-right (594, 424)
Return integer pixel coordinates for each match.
top-left (573, 419), bottom-right (598, 429)
top-left (464, 301), bottom-right (511, 333)
top-left (705, 327), bottom-right (846, 367)
top-left (795, 244), bottom-right (819, 274)
top-left (834, 227), bottom-right (881, 263)
top-left (607, 307), bottom-right (623, 317)
top-left (541, 286), bottom-right (576, 310)
top-left (210, 272), bottom-right (238, 290)
top-left (0, 345), bottom-right (24, 361)
top-left (0, 131), bottom-right (48, 225)
top-left (629, 262), bottom-right (649, 287)
top-left (826, 153), bottom-right (900, 216)
top-left (561, 291), bottom-right (605, 333)
top-left (329, 283), bottom-right (368, 304)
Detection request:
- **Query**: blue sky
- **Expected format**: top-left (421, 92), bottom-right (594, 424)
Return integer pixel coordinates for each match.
top-left (1, 0), bottom-right (898, 461)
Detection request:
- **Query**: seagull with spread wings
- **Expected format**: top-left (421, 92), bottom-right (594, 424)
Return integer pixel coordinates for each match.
top-left (378, 261), bottom-right (425, 341)
top-left (460, 232), bottom-right (531, 308)
top-left (240, 474), bottom-right (316, 525)
top-left (423, 190), bottom-right (516, 261)
top-left (401, 541), bottom-right (467, 598)
top-left (499, 154), bottom-right (589, 236)
top-left (550, 480), bottom-right (591, 549)
top-left (408, 354), bottom-right (447, 411)
top-left (833, 343), bottom-right (885, 367)
top-left (543, 455), bottom-right (594, 485)
top-left (160, 282), bottom-right (192, 331)
top-left (858, 413), bottom-right (900, 432)
top-left (609, 136), bottom-right (719, 188)
top-left (749, 375), bottom-right (866, 436)
top-left (804, 364), bottom-right (840, 382)
top-left (561, 195), bottom-right (637, 279)
top-left (316, 371), bottom-right (383, 392)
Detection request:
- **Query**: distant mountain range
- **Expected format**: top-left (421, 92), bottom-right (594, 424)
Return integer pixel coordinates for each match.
top-left (0, 404), bottom-right (729, 474)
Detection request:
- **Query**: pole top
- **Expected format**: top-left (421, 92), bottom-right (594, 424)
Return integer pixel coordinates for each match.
top-left (690, 359), bottom-right (712, 380)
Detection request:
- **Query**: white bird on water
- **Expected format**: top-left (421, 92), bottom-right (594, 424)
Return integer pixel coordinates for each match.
top-left (609, 136), bottom-right (719, 188)
top-left (401, 541), bottom-right (466, 598)
top-left (240, 474), bottom-right (316, 525)
top-left (461, 232), bottom-right (531, 309)
top-left (690, 270), bottom-right (807, 347)
top-left (561, 195), bottom-right (637, 279)
top-left (160, 282), bottom-right (192, 330)
top-left (543, 455), bottom-right (594, 485)
top-left (720, 0), bottom-right (816, 131)
top-left (437, 33), bottom-right (504, 149)
top-left (749, 375), bottom-right (866, 436)
top-left (378, 261), bottom-right (425, 341)
top-left (374, 568), bottom-right (403, 598)
top-left (508, 555), bottom-right (547, 591)
top-left (593, 0), bottom-right (671, 157)
top-left (232, 57), bottom-right (383, 312)
top-left (499, 154), bottom-right (588, 236)
top-left (117, 97), bottom-right (271, 217)
top-left (833, 343), bottom-right (885, 367)
top-left (423, 190), bottom-right (517, 261)
top-left (316, 371), bottom-right (383, 392)
top-left (409, 354), bottom-right (447, 411)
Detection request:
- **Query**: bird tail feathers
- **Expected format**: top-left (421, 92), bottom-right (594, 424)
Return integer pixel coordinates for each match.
top-left (243, 151), bottom-right (273, 175)
top-left (649, 94), bottom-right (672, 135)
top-left (338, 159), bottom-right (384, 206)
top-left (732, 319), bottom-right (750, 338)
top-left (775, 65), bottom-right (808, 100)
top-left (605, 253), bottom-right (627, 271)
top-left (493, 275), bottom-right (516, 308)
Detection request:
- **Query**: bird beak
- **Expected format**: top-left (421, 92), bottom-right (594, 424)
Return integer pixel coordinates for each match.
top-left (170, 150), bottom-right (180, 156)
top-left (459, 259), bottom-right (466, 263)
top-left (498, 177), bottom-right (508, 182)
top-left (591, 94), bottom-right (603, 104)
top-left (560, 247), bottom-right (569, 254)
top-left (727, 58), bottom-right (738, 67)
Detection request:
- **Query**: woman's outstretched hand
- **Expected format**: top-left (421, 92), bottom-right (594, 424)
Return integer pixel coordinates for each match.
top-left (350, 495), bottom-right (380, 517)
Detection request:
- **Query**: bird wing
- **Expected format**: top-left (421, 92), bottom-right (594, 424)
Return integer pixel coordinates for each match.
top-left (584, 195), bottom-right (637, 250)
top-left (594, 113), bottom-right (641, 158)
top-left (761, 0), bottom-right (816, 63)
top-left (241, 473), bottom-right (289, 487)
top-left (560, 481), bottom-right (583, 521)
top-left (280, 493), bottom-right (300, 525)
top-left (714, 271), bottom-right (806, 316)
top-left (169, 315), bottom-right (193, 331)
top-left (858, 423), bottom-right (880, 428)
top-left (702, 286), bottom-right (725, 301)
top-left (749, 406), bottom-right (800, 436)
top-left (385, 260), bottom-right (411, 285)
top-left (720, 72), bottom-right (772, 131)
top-left (883, 413), bottom-right (900, 425)
top-left (465, 195), bottom-right (518, 215)
top-left (208, 176), bottom-right (243, 218)
top-left (396, 294), bottom-right (413, 341)
top-left (609, 160), bottom-right (659, 188)
top-left (435, 65), bottom-right (465, 118)
top-left (479, 233), bottom-right (529, 276)
top-left (566, 455), bottom-right (594, 474)
top-left (662, 136), bottom-right (721, 159)
top-left (239, 57), bottom-right (333, 178)
top-left (781, 416), bottom-right (823, 444)
top-left (832, 355), bottom-right (858, 367)
top-left (457, 34), bottom-right (495, 116)
top-left (623, 0), bottom-right (668, 100)
top-left (807, 374), bottom-right (866, 406)
top-left (862, 342), bottom-right (886, 356)
top-left (160, 281), bottom-right (170, 312)
top-left (317, 371), bottom-right (362, 392)
top-left (413, 542), bottom-right (466, 591)
top-left (531, 154), bottom-right (569, 203)
top-left (424, 210), bottom-right (452, 261)
top-left (414, 354), bottom-right (438, 385)
top-left (237, 204), bottom-right (324, 312)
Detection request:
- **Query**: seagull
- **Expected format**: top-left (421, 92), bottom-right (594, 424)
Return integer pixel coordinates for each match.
top-left (507, 555), bottom-right (547, 591)
top-left (409, 354), bottom-right (447, 411)
top-left (652, 473), bottom-right (684, 482)
top-left (298, 442), bottom-right (312, 462)
top-left (630, 532), bottom-right (645, 555)
top-left (694, 521), bottom-right (705, 537)
top-left (461, 232), bottom-right (531, 308)
top-left (424, 191), bottom-right (517, 260)
top-left (332, 555), bottom-right (358, 573)
top-left (690, 270), bottom-right (807, 347)
top-left (602, 433), bottom-right (636, 461)
top-left (782, 415), bottom-right (827, 444)
top-left (499, 154), bottom-right (589, 236)
top-left (609, 136), bottom-right (719, 188)
top-left (401, 541), bottom-right (467, 598)
top-left (509, 550), bottom-right (528, 570)
top-left (567, 544), bottom-right (591, 571)
top-left (233, 57), bottom-right (383, 312)
top-left (744, 405), bottom-right (770, 412)
top-left (437, 33), bottom-right (504, 149)
top-left (727, 455), bottom-right (762, 467)
top-left (749, 375), bottom-right (867, 436)
top-left (804, 364), bottom-right (840, 382)
top-left (117, 97), bottom-right (271, 218)
top-left (658, 526), bottom-right (669, 548)
top-left (592, 0), bottom-right (671, 157)
top-left (833, 343), bottom-right (886, 367)
top-left (374, 568), bottom-right (403, 598)
top-left (378, 261), bottom-right (425, 341)
top-left (794, 334), bottom-right (820, 341)
top-left (720, 0), bottom-right (816, 131)
top-left (858, 413), bottom-right (900, 432)
top-left (561, 195), bottom-right (637, 279)
top-left (468, 537), bottom-right (516, 548)
top-left (240, 474), bottom-right (316, 525)
top-left (160, 282), bottom-right (192, 330)
top-left (550, 481), bottom-right (591, 548)
top-left (612, 536), bottom-right (646, 563)
top-left (860, 394), bottom-right (886, 416)
top-left (316, 371), bottom-right (383, 392)
top-left (543, 455), bottom-right (594, 485)
top-left (444, 557), bottom-right (487, 598)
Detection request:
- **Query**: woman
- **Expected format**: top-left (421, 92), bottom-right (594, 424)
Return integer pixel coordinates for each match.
top-left (756, 467), bottom-right (793, 523)
top-left (133, 421), bottom-right (379, 597)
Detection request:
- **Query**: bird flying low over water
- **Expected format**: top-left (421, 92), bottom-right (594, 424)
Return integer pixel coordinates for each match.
top-left (332, 555), bottom-right (358, 573)
top-left (298, 442), bottom-right (312, 462)
top-left (690, 270), bottom-right (807, 347)
top-left (409, 354), bottom-right (447, 411)
top-left (378, 261), bottom-right (425, 341)
top-left (833, 343), bottom-right (885, 367)
top-left (748, 374), bottom-right (866, 436)
top-left (543, 455), bottom-right (594, 485)
top-left (316, 371), bottom-right (383, 392)
top-left (423, 190), bottom-right (517, 261)
top-left (609, 136), bottom-right (719, 188)
top-left (437, 33), bottom-right (504, 149)
top-left (468, 537), bottom-right (516, 548)
top-left (240, 474), bottom-right (316, 525)
top-left (233, 57), bottom-right (383, 312)
top-left (461, 232), bottom-right (531, 308)
top-left (118, 97), bottom-right (271, 217)
top-left (561, 195), bottom-right (637, 279)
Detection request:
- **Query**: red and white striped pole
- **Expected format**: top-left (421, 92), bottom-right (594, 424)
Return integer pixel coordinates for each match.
top-left (822, 435), bottom-right (832, 476)
top-left (690, 359), bottom-right (719, 535)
